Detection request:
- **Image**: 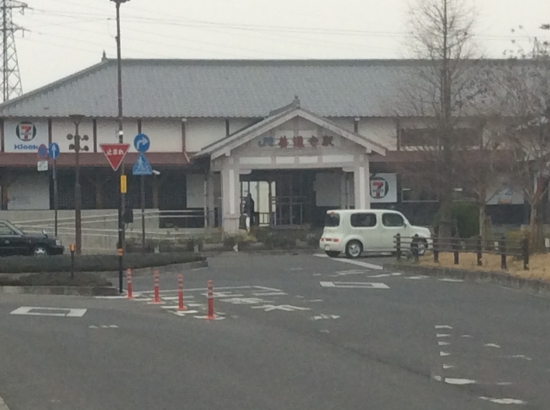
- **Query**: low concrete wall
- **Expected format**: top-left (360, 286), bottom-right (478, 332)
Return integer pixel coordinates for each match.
top-left (0, 210), bottom-right (219, 254)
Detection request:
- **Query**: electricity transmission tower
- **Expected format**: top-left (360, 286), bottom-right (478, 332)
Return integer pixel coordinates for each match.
top-left (1, 0), bottom-right (26, 102)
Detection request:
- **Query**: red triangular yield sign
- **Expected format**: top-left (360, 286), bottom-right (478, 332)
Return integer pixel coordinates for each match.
top-left (100, 143), bottom-right (130, 171)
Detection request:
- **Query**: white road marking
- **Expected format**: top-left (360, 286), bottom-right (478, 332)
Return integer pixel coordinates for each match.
top-left (10, 307), bottom-right (87, 318)
top-left (435, 325), bottom-right (453, 329)
top-left (500, 355), bottom-right (532, 361)
top-left (312, 273), bottom-right (322, 276)
top-left (445, 378), bottom-right (476, 385)
top-left (334, 269), bottom-right (371, 276)
top-left (142, 286), bottom-right (252, 294)
top-left (254, 286), bottom-right (284, 292)
top-left (320, 281), bottom-right (389, 289)
top-left (443, 364), bottom-right (455, 369)
top-left (440, 352), bottom-right (450, 357)
top-left (484, 343), bottom-right (501, 348)
top-left (94, 295), bottom-right (127, 299)
top-left (436, 334), bottom-right (451, 338)
top-left (169, 310), bottom-right (199, 316)
top-left (311, 314), bottom-right (340, 320)
top-left (194, 315), bottom-right (225, 320)
top-left (89, 325), bottom-right (98, 329)
top-left (306, 299), bottom-right (324, 303)
top-left (220, 298), bottom-right (273, 305)
top-left (461, 335), bottom-right (473, 338)
top-left (438, 341), bottom-right (450, 346)
top-left (404, 275), bottom-right (429, 280)
top-left (315, 254), bottom-right (383, 270)
top-left (252, 292), bottom-right (288, 296)
top-left (438, 278), bottom-right (464, 282)
top-left (251, 304), bottom-right (311, 312)
top-left (161, 295), bottom-right (195, 301)
top-left (202, 291), bottom-right (244, 298)
top-left (480, 397), bottom-right (527, 405)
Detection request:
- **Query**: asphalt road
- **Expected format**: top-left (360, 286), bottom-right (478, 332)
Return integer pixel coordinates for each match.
top-left (0, 253), bottom-right (549, 409)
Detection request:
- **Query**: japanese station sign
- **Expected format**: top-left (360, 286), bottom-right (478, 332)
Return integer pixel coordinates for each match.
top-left (257, 132), bottom-right (339, 149)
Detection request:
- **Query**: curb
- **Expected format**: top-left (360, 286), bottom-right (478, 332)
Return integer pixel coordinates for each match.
top-left (0, 395), bottom-right (10, 410)
top-left (385, 262), bottom-right (550, 296)
top-left (119, 259), bottom-right (208, 277)
top-left (201, 249), bottom-right (318, 257)
top-left (0, 285), bottom-right (119, 296)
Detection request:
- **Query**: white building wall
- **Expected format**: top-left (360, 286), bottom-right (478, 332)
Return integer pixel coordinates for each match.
top-left (140, 119), bottom-right (181, 152)
top-left (358, 117), bottom-right (397, 150)
top-left (229, 119), bottom-right (257, 134)
top-left (186, 119), bottom-right (226, 152)
top-left (96, 119), bottom-right (139, 149)
top-left (7, 172), bottom-right (49, 210)
top-left (51, 118), bottom-right (94, 153)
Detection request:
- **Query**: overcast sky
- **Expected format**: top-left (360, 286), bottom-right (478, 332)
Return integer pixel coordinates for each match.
top-left (12, 0), bottom-right (550, 93)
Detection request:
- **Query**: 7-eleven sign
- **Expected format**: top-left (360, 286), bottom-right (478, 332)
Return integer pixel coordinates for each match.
top-left (100, 143), bottom-right (130, 171)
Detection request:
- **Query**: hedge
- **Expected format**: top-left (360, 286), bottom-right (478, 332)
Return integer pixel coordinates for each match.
top-left (0, 252), bottom-right (204, 274)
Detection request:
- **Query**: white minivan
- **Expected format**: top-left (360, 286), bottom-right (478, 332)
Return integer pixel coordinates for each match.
top-left (319, 209), bottom-right (432, 258)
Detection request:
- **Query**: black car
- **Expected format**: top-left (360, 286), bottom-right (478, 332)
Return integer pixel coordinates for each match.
top-left (0, 220), bottom-right (64, 257)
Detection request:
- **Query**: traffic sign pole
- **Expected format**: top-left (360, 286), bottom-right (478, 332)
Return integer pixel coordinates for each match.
top-left (53, 159), bottom-right (58, 237)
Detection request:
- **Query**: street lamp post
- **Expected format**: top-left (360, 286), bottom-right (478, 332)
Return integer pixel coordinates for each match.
top-left (111, 0), bottom-right (130, 293)
top-left (67, 114), bottom-right (89, 255)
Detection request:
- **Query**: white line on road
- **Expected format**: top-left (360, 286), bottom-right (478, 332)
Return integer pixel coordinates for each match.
top-left (500, 355), bottom-right (532, 361)
top-left (438, 278), bottom-right (464, 283)
top-left (320, 281), bottom-right (389, 289)
top-left (251, 304), bottom-right (311, 312)
top-left (10, 307), bottom-right (87, 318)
top-left (404, 275), bottom-right (429, 280)
top-left (444, 378), bottom-right (476, 385)
top-left (435, 325), bottom-right (453, 329)
top-left (438, 341), bottom-right (450, 346)
top-left (314, 254), bottom-right (383, 270)
top-left (311, 314), bottom-right (340, 320)
top-left (436, 334), bottom-right (451, 338)
top-left (480, 397), bottom-right (527, 405)
top-left (252, 292), bottom-right (288, 296)
top-left (443, 364), bottom-right (455, 369)
top-left (440, 352), bottom-right (451, 357)
top-left (254, 286), bottom-right (285, 292)
top-left (484, 343), bottom-right (501, 348)
top-left (141, 286), bottom-right (253, 294)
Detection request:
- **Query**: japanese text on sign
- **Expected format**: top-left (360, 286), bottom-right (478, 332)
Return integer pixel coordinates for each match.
top-left (258, 134), bottom-right (335, 148)
top-left (105, 148), bottom-right (126, 156)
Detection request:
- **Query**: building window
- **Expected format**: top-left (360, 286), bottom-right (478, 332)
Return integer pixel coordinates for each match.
top-left (382, 213), bottom-right (405, 227)
top-left (350, 213), bottom-right (377, 227)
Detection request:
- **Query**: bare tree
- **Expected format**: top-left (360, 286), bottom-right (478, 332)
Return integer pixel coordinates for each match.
top-left (496, 30), bottom-right (550, 250)
top-left (392, 0), bottom-right (492, 237)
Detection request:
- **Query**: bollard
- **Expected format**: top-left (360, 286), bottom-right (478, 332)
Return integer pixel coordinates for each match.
top-left (500, 236), bottom-right (507, 270)
top-left (206, 280), bottom-right (215, 320)
top-left (70, 243), bottom-right (75, 279)
top-left (522, 238), bottom-right (529, 271)
top-left (151, 269), bottom-right (161, 304)
top-left (453, 237), bottom-right (459, 265)
top-left (412, 234), bottom-right (419, 262)
top-left (476, 235), bottom-right (482, 267)
top-left (433, 235), bottom-right (439, 263)
top-left (177, 274), bottom-right (186, 311)
top-left (126, 269), bottom-right (133, 299)
top-left (395, 233), bottom-right (401, 260)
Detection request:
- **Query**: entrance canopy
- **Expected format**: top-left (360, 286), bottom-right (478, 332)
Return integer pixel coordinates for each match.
top-left (194, 99), bottom-right (386, 233)
top-left (195, 98), bottom-right (386, 162)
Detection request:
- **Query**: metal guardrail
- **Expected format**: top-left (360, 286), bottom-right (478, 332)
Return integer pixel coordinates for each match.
top-left (394, 233), bottom-right (529, 271)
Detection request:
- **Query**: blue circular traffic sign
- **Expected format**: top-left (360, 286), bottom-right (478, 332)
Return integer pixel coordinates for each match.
top-left (134, 133), bottom-right (150, 153)
top-left (48, 142), bottom-right (60, 160)
top-left (38, 144), bottom-right (48, 158)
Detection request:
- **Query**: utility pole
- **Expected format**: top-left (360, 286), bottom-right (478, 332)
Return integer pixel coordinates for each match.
top-left (111, 0), bottom-right (130, 293)
top-left (1, 0), bottom-right (25, 102)
top-left (67, 115), bottom-right (89, 255)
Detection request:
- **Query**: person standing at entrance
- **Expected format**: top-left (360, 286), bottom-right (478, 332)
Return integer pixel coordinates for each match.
top-left (244, 193), bottom-right (255, 226)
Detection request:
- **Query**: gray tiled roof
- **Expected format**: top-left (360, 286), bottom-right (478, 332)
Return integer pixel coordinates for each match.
top-left (0, 58), bottom-right (519, 118)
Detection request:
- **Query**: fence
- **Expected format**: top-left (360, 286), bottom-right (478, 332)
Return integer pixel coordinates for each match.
top-left (394, 234), bottom-right (530, 271)
top-left (5, 209), bottom-right (220, 253)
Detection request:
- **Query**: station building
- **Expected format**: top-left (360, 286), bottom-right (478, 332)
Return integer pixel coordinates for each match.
top-left (0, 59), bottom-right (528, 236)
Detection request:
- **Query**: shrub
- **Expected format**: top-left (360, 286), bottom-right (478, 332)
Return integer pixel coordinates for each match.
top-left (433, 202), bottom-right (479, 239)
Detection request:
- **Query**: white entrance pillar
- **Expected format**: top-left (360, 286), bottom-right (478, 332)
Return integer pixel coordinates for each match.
top-left (353, 157), bottom-right (371, 210)
top-left (221, 165), bottom-right (241, 234)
